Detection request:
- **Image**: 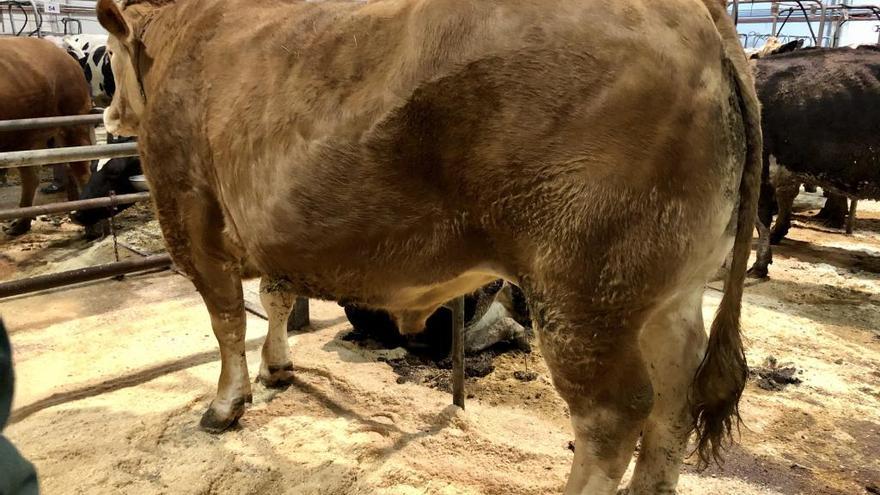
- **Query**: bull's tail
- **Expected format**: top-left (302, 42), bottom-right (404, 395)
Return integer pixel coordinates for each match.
top-left (690, 0), bottom-right (763, 468)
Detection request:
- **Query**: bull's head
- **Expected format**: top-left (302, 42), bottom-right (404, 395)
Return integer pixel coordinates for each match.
top-left (96, 0), bottom-right (145, 137)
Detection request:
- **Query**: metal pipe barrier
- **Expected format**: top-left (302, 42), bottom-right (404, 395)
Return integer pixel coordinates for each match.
top-left (450, 296), bottom-right (465, 409)
top-left (0, 255), bottom-right (172, 299)
top-left (0, 192), bottom-right (150, 221)
top-left (0, 142), bottom-right (138, 169)
top-left (0, 114), bottom-right (104, 132)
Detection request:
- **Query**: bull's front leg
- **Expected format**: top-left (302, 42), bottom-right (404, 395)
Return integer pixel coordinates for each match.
top-left (165, 193), bottom-right (253, 433)
top-left (193, 266), bottom-right (251, 433)
top-left (257, 276), bottom-right (296, 388)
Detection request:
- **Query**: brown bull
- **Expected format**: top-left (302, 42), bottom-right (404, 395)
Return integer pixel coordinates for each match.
top-left (97, 0), bottom-right (761, 492)
top-left (0, 37), bottom-right (93, 236)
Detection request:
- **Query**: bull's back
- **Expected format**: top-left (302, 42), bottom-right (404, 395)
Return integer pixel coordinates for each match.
top-left (205, 2), bottom-right (729, 191)
top-left (151, 0), bottom-right (744, 289)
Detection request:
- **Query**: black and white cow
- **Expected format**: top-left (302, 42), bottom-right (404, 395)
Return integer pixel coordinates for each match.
top-left (749, 45), bottom-right (880, 277)
top-left (69, 155), bottom-right (142, 230)
top-left (62, 34), bottom-right (115, 107)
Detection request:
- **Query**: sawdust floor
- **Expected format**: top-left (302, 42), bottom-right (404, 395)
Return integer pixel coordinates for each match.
top-left (0, 190), bottom-right (878, 495)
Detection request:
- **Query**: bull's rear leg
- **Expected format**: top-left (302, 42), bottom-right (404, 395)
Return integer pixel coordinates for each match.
top-left (748, 216), bottom-right (772, 278)
top-left (749, 179), bottom-right (776, 278)
top-left (66, 161), bottom-right (91, 202)
top-left (816, 192), bottom-right (848, 228)
top-left (535, 295), bottom-right (652, 494)
top-left (63, 127), bottom-right (93, 202)
top-left (3, 167), bottom-right (40, 236)
top-left (846, 199), bottom-right (858, 235)
top-left (67, 160), bottom-right (104, 239)
top-left (769, 182), bottom-right (798, 245)
top-left (257, 276), bottom-right (296, 388)
top-left (625, 290), bottom-right (707, 494)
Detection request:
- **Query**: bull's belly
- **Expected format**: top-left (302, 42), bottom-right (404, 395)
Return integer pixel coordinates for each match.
top-left (262, 255), bottom-right (507, 334)
top-left (772, 166), bottom-right (880, 201)
top-left (240, 188), bottom-right (736, 316)
top-left (283, 261), bottom-right (505, 307)
top-left (387, 268), bottom-right (507, 311)
top-left (239, 216), bottom-right (512, 312)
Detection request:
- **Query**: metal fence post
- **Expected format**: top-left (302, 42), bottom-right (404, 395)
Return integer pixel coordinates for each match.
top-left (451, 296), bottom-right (465, 409)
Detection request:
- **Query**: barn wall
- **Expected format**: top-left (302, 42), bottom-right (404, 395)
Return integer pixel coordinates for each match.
top-left (0, 0), bottom-right (104, 37)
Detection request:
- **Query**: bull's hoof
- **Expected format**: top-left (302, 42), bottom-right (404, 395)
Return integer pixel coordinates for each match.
top-left (82, 220), bottom-right (109, 240)
top-left (258, 362), bottom-right (295, 389)
top-left (3, 219), bottom-right (31, 237)
top-left (819, 218), bottom-right (846, 230)
top-left (747, 265), bottom-right (769, 279)
top-left (199, 397), bottom-right (247, 433)
top-left (39, 182), bottom-right (65, 194)
top-left (770, 223), bottom-right (791, 245)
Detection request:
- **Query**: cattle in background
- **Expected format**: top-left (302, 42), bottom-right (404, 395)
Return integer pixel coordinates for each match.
top-left (69, 136), bottom-right (141, 231)
top-left (98, 0), bottom-right (761, 492)
top-left (745, 37), bottom-right (803, 59)
top-left (749, 46), bottom-right (880, 277)
top-left (69, 155), bottom-right (143, 240)
top-left (344, 280), bottom-right (531, 357)
top-left (0, 37), bottom-right (93, 236)
top-left (63, 34), bottom-right (115, 107)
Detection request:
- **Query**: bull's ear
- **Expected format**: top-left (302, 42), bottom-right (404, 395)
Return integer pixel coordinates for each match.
top-left (97, 0), bottom-right (130, 39)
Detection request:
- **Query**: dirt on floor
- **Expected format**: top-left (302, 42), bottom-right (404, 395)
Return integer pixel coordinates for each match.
top-left (0, 188), bottom-right (878, 495)
top-left (0, 197), bottom-right (163, 282)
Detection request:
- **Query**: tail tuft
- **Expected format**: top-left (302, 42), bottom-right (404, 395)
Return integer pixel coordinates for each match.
top-left (691, 0), bottom-right (763, 468)
top-left (690, 294), bottom-right (749, 467)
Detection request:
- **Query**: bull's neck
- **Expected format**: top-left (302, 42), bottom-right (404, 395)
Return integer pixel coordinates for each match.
top-left (128, 1), bottom-right (180, 98)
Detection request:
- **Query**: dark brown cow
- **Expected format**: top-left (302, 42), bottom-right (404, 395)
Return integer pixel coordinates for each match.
top-left (0, 37), bottom-right (94, 236)
top-left (749, 46), bottom-right (880, 277)
top-left (97, 0), bottom-right (761, 492)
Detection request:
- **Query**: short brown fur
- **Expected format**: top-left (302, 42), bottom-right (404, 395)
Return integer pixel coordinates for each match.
top-left (0, 38), bottom-right (94, 235)
top-left (99, 0), bottom-right (760, 492)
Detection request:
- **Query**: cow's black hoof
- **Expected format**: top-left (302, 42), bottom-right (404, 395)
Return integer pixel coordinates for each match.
top-left (3, 219), bottom-right (31, 237)
top-left (82, 220), bottom-right (110, 240)
top-left (747, 266), bottom-right (769, 279)
top-left (770, 223), bottom-right (791, 244)
top-left (39, 182), bottom-right (65, 194)
top-left (258, 362), bottom-right (295, 389)
top-left (199, 398), bottom-right (246, 433)
top-left (819, 218), bottom-right (846, 230)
